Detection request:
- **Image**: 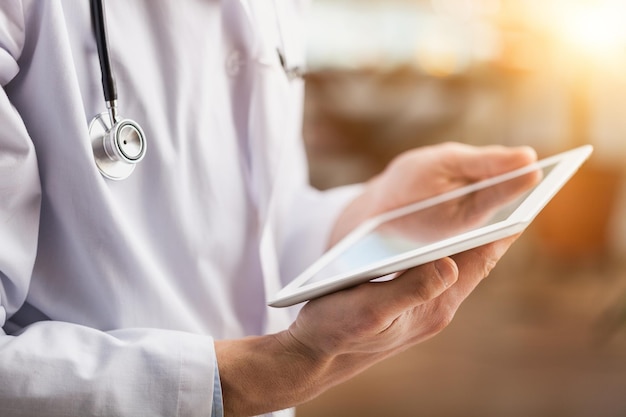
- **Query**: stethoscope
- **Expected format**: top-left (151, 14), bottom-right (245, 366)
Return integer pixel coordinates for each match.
top-left (88, 0), bottom-right (147, 180)
top-left (88, 0), bottom-right (304, 180)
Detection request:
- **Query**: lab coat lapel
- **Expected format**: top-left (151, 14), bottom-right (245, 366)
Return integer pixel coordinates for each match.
top-left (242, 0), bottom-right (300, 332)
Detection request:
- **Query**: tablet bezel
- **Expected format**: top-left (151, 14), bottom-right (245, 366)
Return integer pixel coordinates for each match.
top-left (268, 145), bottom-right (593, 308)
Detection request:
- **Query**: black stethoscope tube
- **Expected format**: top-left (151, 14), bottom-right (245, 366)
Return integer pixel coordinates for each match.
top-left (90, 0), bottom-right (117, 104)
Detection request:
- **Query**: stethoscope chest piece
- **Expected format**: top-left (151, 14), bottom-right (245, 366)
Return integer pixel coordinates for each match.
top-left (89, 112), bottom-right (146, 180)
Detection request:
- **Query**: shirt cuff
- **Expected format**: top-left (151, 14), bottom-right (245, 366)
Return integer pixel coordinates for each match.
top-left (211, 357), bottom-right (224, 417)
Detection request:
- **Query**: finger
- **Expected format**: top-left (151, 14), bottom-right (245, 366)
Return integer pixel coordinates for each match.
top-left (370, 257), bottom-right (459, 318)
top-left (460, 167), bottom-right (543, 225)
top-left (444, 144), bottom-right (538, 181)
top-left (443, 234), bottom-right (519, 306)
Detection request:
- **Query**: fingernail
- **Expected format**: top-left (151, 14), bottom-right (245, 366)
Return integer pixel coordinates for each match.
top-left (518, 146), bottom-right (538, 162)
top-left (434, 258), bottom-right (458, 288)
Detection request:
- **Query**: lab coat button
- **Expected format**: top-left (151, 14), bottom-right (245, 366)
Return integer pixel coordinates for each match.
top-left (225, 50), bottom-right (242, 76)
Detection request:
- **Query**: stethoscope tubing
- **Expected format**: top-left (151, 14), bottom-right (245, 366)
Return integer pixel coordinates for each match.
top-left (90, 0), bottom-right (117, 105)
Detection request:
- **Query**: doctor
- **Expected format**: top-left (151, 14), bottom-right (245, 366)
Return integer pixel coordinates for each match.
top-left (0, 1), bottom-right (536, 416)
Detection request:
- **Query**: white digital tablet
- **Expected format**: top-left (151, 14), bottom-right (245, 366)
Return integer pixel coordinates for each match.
top-left (268, 145), bottom-right (593, 308)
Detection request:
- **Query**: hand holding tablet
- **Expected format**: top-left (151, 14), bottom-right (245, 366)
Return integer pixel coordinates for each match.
top-left (269, 145), bottom-right (593, 307)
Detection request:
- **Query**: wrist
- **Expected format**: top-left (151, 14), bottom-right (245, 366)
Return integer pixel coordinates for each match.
top-left (214, 332), bottom-right (331, 417)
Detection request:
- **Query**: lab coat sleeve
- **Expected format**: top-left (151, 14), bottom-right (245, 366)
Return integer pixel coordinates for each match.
top-left (0, 323), bottom-right (218, 417)
top-left (0, 5), bottom-right (219, 416)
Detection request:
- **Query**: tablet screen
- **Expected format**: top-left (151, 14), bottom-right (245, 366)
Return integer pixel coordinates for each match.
top-left (301, 163), bottom-right (552, 286)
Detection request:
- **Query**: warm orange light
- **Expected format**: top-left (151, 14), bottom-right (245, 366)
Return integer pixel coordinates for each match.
top-left (416, 37), bottom-right (466, 77)
top-left (553, 1), bottom-right (626, 59)
top-left (495, 0), bottom-right (626, 72)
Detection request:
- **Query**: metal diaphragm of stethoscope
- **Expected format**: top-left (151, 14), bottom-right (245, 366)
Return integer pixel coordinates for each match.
top-left (89, 0), bottom-right (146, 180)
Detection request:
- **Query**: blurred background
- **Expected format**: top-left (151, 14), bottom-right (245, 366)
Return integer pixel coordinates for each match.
top-left (295, 0), bottom-right (626, 416)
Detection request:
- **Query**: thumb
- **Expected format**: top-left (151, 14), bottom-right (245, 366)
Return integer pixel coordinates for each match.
top-left (374, 258), bottom-right (459, 317)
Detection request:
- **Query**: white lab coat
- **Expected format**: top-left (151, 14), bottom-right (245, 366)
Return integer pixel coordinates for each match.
top-left (0, 1), bottom-right (359, 416)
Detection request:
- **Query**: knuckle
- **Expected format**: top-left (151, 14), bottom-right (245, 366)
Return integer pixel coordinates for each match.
top-left (482, 257), bottom-right (499, 279)
top-left (408, 266), bottom-right (447, 303)
top-left (422, 304), bottom-right (456, 335)
top-left (434, 305), bottom-right (456, 330)
top-left (410, 279), bottom-right (436, 303)
top-left (358, 305), bottom-right (382, 329)
top-left (464, 247), bottom-right (501, 280)
top-left (349, 296), bottom-right (389, 335)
